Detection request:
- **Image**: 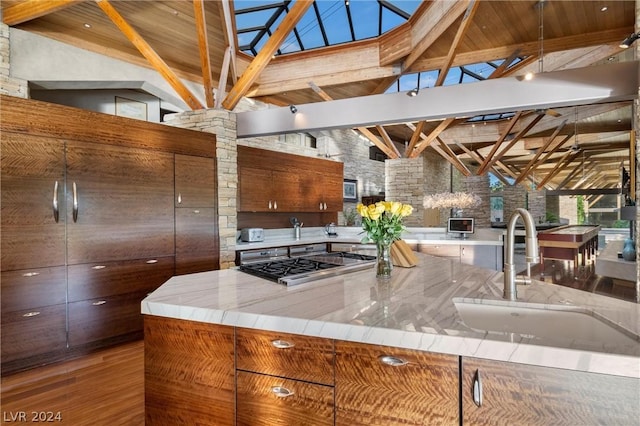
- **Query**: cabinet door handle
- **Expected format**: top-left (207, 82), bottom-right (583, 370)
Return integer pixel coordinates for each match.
top-left (146, 259), bottom-right (158, 264)
top-left (271, 386), bottom-right (294, 398)
top-left (268, 200), bottom-right (272, 209)
top-left (379, 355), bottom-right (408, 366)
top-left (177, 193), bottom-right (182, 204)
top-left (72, 181), bottom-right (78, 222)
top-left (319, 202), bottom-right (322, 210)
top-left (271, 339), bottom-right (295, 349)
top-left (273, 200), bottom-right (277, 209)
top-left (91, 265), bottom-right (106, 270)
top-left (473, 369), bottom-right (483, 407)
top-left (323, 202), bottom-right (327, 210)
top-left (52, 180), bottom-right (59, 222)
top-left (22, 272), bottom-right (40, 277)
top-left (92, 300), bottom-right (107, 306)
top-left (22, 311), bottom-right (41, 317)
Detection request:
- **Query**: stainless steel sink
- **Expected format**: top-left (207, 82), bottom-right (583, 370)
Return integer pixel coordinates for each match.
top-left (453, 298), bottom-right (640, 350)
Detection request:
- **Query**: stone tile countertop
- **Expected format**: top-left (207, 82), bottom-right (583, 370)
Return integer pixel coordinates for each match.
top-left (235, 226), bottom-right (506, 250)
top-left (142, 252), bottom-right (640, 379)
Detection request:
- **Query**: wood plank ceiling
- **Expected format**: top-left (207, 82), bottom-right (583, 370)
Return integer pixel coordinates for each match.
top-left (2, 0), bottom-right (636, 193)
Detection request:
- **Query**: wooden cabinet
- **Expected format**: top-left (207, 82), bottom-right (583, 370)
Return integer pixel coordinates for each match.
top-left (237, 146), bottom-right (343, 213)
top-left (0, 95), bottom-right (220, 375)
top-left (335, 340), bottom-right (459, 425)
top-left (145, 315), bottom-right (235, 426)
top-left (65, 141), bottom-right (175, 264)
top-left (175, 155), bottom-right (219, 274)
top-left (461, 357), bottom-right (640, 425)
top-left (236, 328), bottom-right (335, 425)
top-left (236, 328), bottom-right (335, 385)
top-left (236, 371), bottom-right (334, 426)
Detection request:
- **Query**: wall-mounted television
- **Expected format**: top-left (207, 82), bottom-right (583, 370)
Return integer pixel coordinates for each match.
top-left (447, 217), bottom-right (475, 238)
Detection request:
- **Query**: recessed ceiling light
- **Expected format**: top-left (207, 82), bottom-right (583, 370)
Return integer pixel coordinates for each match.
top-left (600, 6), bottom-right (608, 12)
top-left (83, 23), bottom-right (91, 28)
top-left (524, 72), bottom-right (534, 81)
top-left (172, 10), bottom-right (179, 16)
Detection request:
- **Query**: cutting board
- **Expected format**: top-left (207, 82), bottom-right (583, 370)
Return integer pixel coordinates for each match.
top-left (391, 240), bottom-right (419, 267)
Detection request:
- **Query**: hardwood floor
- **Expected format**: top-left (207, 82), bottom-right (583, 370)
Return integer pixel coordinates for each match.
top-left (1, 341), bottom-right (144, 425)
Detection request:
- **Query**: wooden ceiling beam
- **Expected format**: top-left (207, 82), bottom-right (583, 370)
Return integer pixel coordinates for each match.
top-left (455, 142), bottom-right (509, 184)
top-left (193, 0), bottom-right (214, 108)
top-left (95, 0), bottom-right (204, 110)
top-left (408, 27), bottom-right (630, 72)
top-left (435, 137), bottom-right (471, 176)
top-left (478, 114), bottom-right (544, 174)
top-left (431, 144), bottom-right (471, 177)
top-left (536, 150), bottom-right (580, 189)
top-left (408, 118), bottom-right (458, 158)
top-left (487, 49), bottom-right (522, 79)
top-left (217, 0), bottom-right (238, 83)
top-left (556, 156), bottom-right (586, 189)
top-left (477, 111), bottom-right (524, 174)
top-left (434, 1), bottom-right (479, 87)
top-left (376, 125), bottom-right (402, 158)
top-left (358, 127), bottom-right (399, 159)
top-left (2, 0), bottom-right (79, 26)
top-left (514, 119), bottom-right (568, 184)
top-left (401, 0), bottom-right (471, 70)
top-left (215, 46), bottom-right (232, 109)
top-left (222, 0), bottom-right (313, 110)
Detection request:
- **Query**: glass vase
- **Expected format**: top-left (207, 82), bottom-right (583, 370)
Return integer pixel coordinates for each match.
top-left (376, 241), bottom-right (393, 279)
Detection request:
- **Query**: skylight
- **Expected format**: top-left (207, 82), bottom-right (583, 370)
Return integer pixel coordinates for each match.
top-left (234, 0), bottom-right (421, 56)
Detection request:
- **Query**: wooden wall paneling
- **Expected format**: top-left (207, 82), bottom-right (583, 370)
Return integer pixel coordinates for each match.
top-left (0, 132), bottom-right (66, 271)
top-left (461, 357), bottom-right (640, 425)
top-left (144, 316), bottom-right (235, 425)
top-left (335, 340), bottom-right (459, 425)
top-left (65, 141), bottom-right (175, 264)
top-left (0, 95), bottom-right (216, 158)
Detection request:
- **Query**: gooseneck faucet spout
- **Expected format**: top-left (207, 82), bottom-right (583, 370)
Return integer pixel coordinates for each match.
top-left (504, 208), bottom-right (540, 301)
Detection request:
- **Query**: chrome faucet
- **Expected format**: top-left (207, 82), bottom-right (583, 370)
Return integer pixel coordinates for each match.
top-left (504, 208), bottom-right (540, 301)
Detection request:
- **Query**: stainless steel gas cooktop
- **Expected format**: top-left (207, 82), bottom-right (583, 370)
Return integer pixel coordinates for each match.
top-left (239, 251), bottom-right (376, 286)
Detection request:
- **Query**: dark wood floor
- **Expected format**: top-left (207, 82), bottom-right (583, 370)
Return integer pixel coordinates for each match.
top-left (1, 341), bottom-right (144, 426)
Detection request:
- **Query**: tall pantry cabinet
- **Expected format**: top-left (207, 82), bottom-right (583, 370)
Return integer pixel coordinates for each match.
top-left (0, 95), bottom-right (219, 375)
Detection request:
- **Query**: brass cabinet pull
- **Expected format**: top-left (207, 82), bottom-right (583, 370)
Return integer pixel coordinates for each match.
top-left (177, 193), bottom-right (182, 204)
top-left (52, 180), bottom-right (59, 222)
top-left (22, 311), bottom-right (41, 317)
top-left (379, 355), bottom-right (408, 367)
top-left (271, 339), bottom-right (295, 349)
top-left (473, 369), bottom-right (483, 407)
top-left (271, 386), bottom-right (294, 398)
top-left (22, 272), bottom-right (40, 277)
top-left (92, 300), bottom-right (107, 306)
top-left (72, 181), bottom-right (78, 222)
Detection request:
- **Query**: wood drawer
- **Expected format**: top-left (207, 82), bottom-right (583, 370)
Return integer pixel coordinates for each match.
top-left (68, 256), bottom-right (174, 302)
top-left (236, 328), bottom-right (335, 386)
top-left (1, 303), bottom-right (67, 363)
top-left (1, 266), bottom-right (66, 313)
top-left (68, 291), bottom-right (147, 347)
top-left (236, 370), bottom-right (334, 426)
top-left (419, 244), bottom-right (460, 258)
top-left (335, 341), bottom-right (459, 425)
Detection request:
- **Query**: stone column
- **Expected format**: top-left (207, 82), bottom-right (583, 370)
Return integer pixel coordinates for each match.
top-left (164, 109), bottom-right (238, 270)
top-left (460, 174), bottom-right (491, 228)
top-left (385, 158), bottom-right (424, 227)
top-left (0, 24), bottom-right (28, 98)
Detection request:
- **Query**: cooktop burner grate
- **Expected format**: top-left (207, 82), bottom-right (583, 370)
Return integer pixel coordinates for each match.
top-left (239, 251), bottom-right (376, 284)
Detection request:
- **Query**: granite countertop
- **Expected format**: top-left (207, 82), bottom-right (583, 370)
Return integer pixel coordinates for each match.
top-left (142, 252), bottom-right (640, 379)
top-left (235, 227), bottom-right (506, 250)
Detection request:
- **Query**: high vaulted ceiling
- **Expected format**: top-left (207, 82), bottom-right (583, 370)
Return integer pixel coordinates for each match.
top-left (2, 0), bottom-right (637, 194)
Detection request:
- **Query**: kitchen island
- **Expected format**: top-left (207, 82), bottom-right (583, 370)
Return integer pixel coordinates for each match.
top-left (142, 252), bottom-right (640, 425)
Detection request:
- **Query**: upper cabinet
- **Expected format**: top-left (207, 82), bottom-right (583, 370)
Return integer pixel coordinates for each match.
top-left (175, 154), bottom-right (216, 208)
top-left (237, 146), bottom-right (343, 213)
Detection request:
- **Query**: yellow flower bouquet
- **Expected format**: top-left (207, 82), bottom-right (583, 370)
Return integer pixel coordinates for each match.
top-left (356, 201), bottom-right (413, 278)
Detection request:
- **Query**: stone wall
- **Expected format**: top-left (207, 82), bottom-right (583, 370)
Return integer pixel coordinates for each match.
top-left (163, 109), bottom-right (238, 270)
top-left (459, 174), bottom-right (491, 228)
top-left (385, 158), bottom-right (424, 227)
top-left (0, 23), bottom-right (27, 98)
top-left (423, 150), bottom-right (452, 226)
top-left (527, 189), bottom-right (547, 223)
top-left (559, 196), bottom-right (578, 224)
